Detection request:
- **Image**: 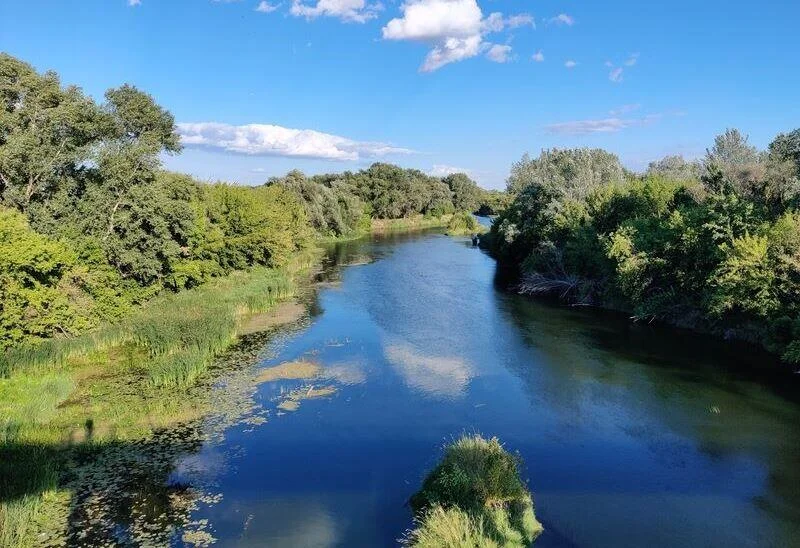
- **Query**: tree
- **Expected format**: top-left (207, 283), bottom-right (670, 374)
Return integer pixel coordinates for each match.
top-left (97, 84), bottom-right (181, 240)
top-left (0, 207), bottom-right (91, 348)
top-left (646, 155), bottom-right (702, 182)
top-left (703, 129), bottom-right (764, 197)
top-left (0, 54), bottom-right (105, 210)
top-left (443, 172), bottom-right (480, 212)
top-left (506, 148), bottom-right (624, 196)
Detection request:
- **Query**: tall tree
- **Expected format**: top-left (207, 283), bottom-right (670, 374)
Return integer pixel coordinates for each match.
top-left (443, 172), bottom-right (480, 212)
top-left (0, 54), bottom-right (104, 210)
top-left (97, 84), bottom-right (181, 240)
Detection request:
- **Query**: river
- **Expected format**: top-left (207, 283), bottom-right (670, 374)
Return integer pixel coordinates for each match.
top-left (174, 229), bottom-right (799, 547)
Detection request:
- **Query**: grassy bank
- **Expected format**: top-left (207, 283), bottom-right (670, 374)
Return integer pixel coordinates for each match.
top-left (405, 435), bottom-right (543, 547)
top-left (0, 255), bottom-right (316, 547)
top-left (370, 214), bottom-right (454, 234)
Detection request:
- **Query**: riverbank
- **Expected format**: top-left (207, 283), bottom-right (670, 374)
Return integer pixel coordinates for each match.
top-left (0, 253), bottom-right (318, 546)
top-left (371, 214), bottom-right (454, 234)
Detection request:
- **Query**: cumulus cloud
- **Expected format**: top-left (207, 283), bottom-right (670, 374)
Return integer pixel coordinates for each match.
top-left (128, 0), bottom-right (141, 5)
top-left (550, 13), bottom-right (574, 26)
top-left (545, 113), bottom-right (663, 135)
top-left (177, 122), bottom-right (414, 161)
top-left (290, 0), bottom-right (382, 23)
top-left (383, 0), bottom-right (483, 41)
top-left (564, 59), bottom-right (577, 68)
top-left (382, 0), bottom-right (533, 72)
top-left (532, 50), bottom-right (544, 62)
top-left (255, 0), bottom-right (280, 12)
top-left (429, 164), bottom-right (471, 176)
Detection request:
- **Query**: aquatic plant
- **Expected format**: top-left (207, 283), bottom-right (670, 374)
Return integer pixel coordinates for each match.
top-left (405, 434), bottom-right (542, 547)
top-left (446, 212), bottom-right (485, 236)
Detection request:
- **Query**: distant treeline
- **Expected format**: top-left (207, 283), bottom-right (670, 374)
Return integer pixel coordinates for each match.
top-left (487, 130), bottom-right (800, 367)
top-left (0, 53), bottom-right (489, 351)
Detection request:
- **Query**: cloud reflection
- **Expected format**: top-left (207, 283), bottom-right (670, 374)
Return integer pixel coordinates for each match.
top-left (384, 340), bottom-right (471, 398)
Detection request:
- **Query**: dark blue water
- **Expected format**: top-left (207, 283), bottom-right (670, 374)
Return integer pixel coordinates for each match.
top-left (182, 230), bottom-right (800, 547)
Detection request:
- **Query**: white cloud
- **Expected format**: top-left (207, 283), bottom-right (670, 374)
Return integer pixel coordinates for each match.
top-left (421, 35), bottom-right (483, 72)
top-left (550, 13), bottom-right (574, 26)
top-left (609, 67), bottom-right (624, 82)
top-left (545, 113), bottom-right (663, 135)
top-left (177, 122), bottom-right (414, 161)
top-left (429, 164), bottom-right (472, 176)
top-left (255, 1), bottom-right (280, 12)
top-left (128, 0), bottom-right (141, 5)
top-left (382, 0), bottom-right (533, 72)
top-left (486, 43), bottom-right (512, 63)
top-left (625, 52), bottom-right (640, 66)
top-left (290, 0), bottom-right (382, 23)
top-left (564, 59), bottom-right (577, 68)
top-left (383, 0), bottom-right (483, 41)
top-left (609, 103), bottom-right (641, 116)
top-left (506, 13), bottom-right (535, 29)
top-left (532, 50), bottom-right (544, 62)
top-left (546, 118), bottom-right (631, 134)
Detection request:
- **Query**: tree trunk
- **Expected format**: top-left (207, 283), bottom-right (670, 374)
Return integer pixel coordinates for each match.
top-left (104, 195), bottom-right (123, 240)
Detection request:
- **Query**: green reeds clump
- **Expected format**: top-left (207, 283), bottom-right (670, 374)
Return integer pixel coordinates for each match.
top-left (446, 212), bottom-right (485, 236)
top-left (0, 324), bottom-right (128, 378)
top-left (137, 269), bottom-right (295, 388)
top-left (405, 434), bottom-right (543, 547)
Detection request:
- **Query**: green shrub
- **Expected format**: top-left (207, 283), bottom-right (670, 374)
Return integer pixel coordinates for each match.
top-left (446, 212), bottom-right (483, 236)
top-left (407, 435), bottom-right (543, 547)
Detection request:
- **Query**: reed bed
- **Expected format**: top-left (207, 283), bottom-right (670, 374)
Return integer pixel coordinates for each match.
top-left (1, 267), bottom-right (296, 388)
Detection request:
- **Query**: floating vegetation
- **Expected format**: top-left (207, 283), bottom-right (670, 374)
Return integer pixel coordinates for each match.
top-left (239, 302), bottom-right (307, 336)
top-left (276, 386), bottom-right (337, 413)
top-left (255, 360), bottom-right (321, 384)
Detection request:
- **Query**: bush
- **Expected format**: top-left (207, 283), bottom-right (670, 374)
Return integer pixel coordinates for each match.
top-left (407, 435), bottom-right (542, 547)
top-left (446, 212), bottom-right (483, 235)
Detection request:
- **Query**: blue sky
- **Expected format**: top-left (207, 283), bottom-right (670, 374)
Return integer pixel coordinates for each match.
top-left (1, 0), bottom-right (798, 189)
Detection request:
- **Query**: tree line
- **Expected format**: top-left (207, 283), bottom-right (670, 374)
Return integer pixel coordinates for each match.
top-left (0, 53), bottom-right (485, 350)
top-left (488, 129), bottom-right (800, 367)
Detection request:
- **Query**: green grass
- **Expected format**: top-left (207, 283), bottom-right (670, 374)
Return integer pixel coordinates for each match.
top-left (371, 214), bottom-right (453, 233)
top-left (406, 434), bottom-right (543, 547)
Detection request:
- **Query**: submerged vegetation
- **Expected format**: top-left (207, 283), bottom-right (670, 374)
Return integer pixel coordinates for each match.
top-left (489, 129), bottom-right (800, 368)
top-left (405, 435), bottom-right (542, 547)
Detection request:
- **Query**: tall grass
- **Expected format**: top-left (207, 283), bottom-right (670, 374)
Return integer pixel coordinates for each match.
top-left (0, 268), bottom-right (296, 389)
top-left (446, 212), bottom-right (485, 236)
top-left (405, 435), bottom-right (543, 547)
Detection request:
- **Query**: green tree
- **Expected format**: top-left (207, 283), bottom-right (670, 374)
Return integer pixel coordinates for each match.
top-left (443, 172), bottom-right (480, 212)
top-left (97, 84), bottom-right (181, 240)
top-left (0, 54), bottom-right (105, 210)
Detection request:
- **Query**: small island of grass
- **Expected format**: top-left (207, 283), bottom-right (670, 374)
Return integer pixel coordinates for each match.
top-left (405, 434), bottom-right (543, 547)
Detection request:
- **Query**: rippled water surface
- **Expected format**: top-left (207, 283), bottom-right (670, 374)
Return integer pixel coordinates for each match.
top-left (180, 230), bottom-right (800, 547)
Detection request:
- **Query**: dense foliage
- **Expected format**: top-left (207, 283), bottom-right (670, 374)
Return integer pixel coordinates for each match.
top-left (0, 53), bottom-right (494, 351)
top-left (406, 435), bottom-right (542, 547)
top-left (489, 130), bottom-right (800, 365)
top-left (269, 164), bottom-right (488, 237)
top-left (0, 54), bottom-right (311, 350)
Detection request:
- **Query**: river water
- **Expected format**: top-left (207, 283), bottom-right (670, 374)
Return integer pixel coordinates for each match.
top-left (179, 229), bottom-right (800, 547)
